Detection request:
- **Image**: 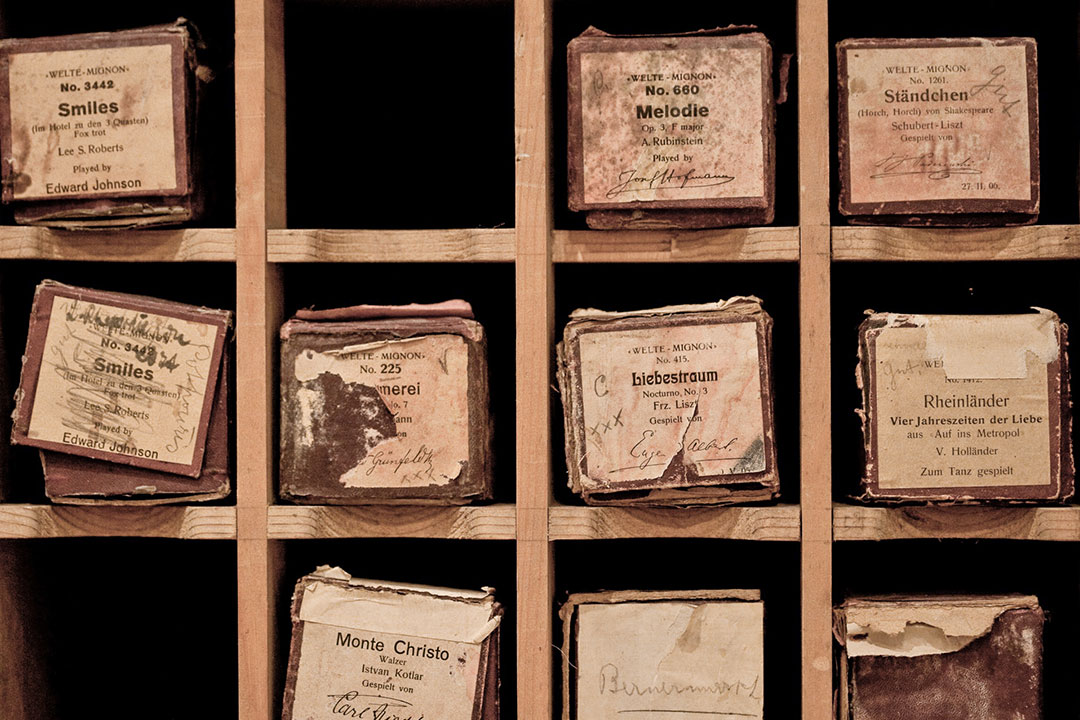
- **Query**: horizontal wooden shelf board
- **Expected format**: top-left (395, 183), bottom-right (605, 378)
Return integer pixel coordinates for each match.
top-left (548, 504), bottom-right (801, 540)
top-left (267, 504), bottom-right (516, 539)
top-left (0, 226), bottom-right (236, 262)
top-left (832, 224), bottom-right (1080, 261)
top-left (833, 503), bottom-right (1080, 541)
top-left (553, 226), bottom-right (800, 263)
top-left (267, 228), bottom-right (515, 262)
top-left (0, 504), bottom-right (236, 539)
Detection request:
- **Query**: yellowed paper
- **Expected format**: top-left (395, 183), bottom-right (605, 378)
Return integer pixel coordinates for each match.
top-left (845, 44), bottom-right (1031, 204)
top-left (576, 601), bottom-right (764, 720)
top-left (580, 46), bottom-right (765, 205)
top-left (27, 295), bottom-right (220, 466)
top-left (577, 321), bottom-right (765, 490)
top-left (294, 334), bottom-right (470, 488)
top-left (291, 574), bottom-right (498, 720)
top-left (8, 44), bottom-right (179, 200)
top-left (873, 321), bottom-right (1051, 489)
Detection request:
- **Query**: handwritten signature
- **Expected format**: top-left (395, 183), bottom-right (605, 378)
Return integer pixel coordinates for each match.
top-left (606, 167), bottom-right (734, 199)
top-left (599, 663), bottom-right (763, 702)
top-left (326, 691), bottom-right (422, 720)
top-left (970, 65), bottom-right (1020, 116)
top-left (871, 153), bottom-right (981, 180)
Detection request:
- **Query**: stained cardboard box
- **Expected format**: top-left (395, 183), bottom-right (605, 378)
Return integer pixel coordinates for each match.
top-left (557, 297), bottom-right (779, 505)
top-left (11, 280), bottom-right (232, 503)
top-left (835, 595), bottom-right (1043, 720)
top-left (282, 566), bottom-right (501, 720)
top-left (279, 300), bottom-right (493, 504)
top-left (0, 20), bottom-right (207, 228)
top-left (837, 37), bottom-right (1039, 226)
top-left (560, 590), bottom-right (764, 720)
top-left (568, 27), bottom-right (775, 229)
top-left (855, 310), bottom-right (1073, 503)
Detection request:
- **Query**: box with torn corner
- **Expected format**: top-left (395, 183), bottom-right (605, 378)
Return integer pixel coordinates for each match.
top-left (0, 20), bottom-right (211, 228)
top-left (855, 310), bottom-right (1073, 504)
top-left (567, 27), bottom-right (775, 230)
top-left (835, 595), bottom-right (1043, 720)
top-left (279, 300), bottom-right (493, 504)
top-left (10, 280), bottom-right (232, 504)
top-left (560, 590), bottom-right (764, 720)
top-left (557, 297), bottom-right (778, 505)
top-left (282, 566), bottom-right (501, 720)
top-left (837, 37), bottom-right (1039, 226)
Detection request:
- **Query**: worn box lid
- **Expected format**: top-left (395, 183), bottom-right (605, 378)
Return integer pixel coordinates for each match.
top-left (282, 566), bottom-right (502, 720)
top-left (856, 310), bottom-right (1073, 503)
top-left (837, 37), bottom-right (1039, 225)
top-left (568, 27), bottom-right (775, 220)
top-left (11, 280), bottom-right (231, 479)
top-left (557, 297), bottom-right (778, 505)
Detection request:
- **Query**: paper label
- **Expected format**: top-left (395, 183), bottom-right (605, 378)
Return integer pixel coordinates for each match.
top-left (27, 295), bottom-right (220, 467)
top-left (845, 44), bottom-right (1031, 204)
top-left (7, 44), bottom-right (180, 200)
top-left (291, 621), bottom-right (482, 720)
top-left (576, 321), bottom-right (766, 490)
top-left (576, 602), bottom-right (764, 720)
top-left (293, 334), bottom-right (470, 488)
top-left (873, 324), bottom-right (1051, 488)
top-left (579, 46), bottom-right (765, 205)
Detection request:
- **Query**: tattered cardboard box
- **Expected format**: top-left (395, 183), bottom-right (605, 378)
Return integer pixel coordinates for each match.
top-left (0, 20), bottom-right (208, 228)
top-left (837, 37), bottom-right (1039, 226)
top-left (568, 27), bottom-right (775, 229)
top-left (10, 280), bottom-right (231, 503)
top-left (560, 590), bottom-right (764, 720)
top-left (835, 595), bottom-right (1044, 720)
top-left (557, 297), bottom-right (779, 505)
top-left (279, 300), bottom-right (493, 504)
top-left (856, 310), bottom-right (1073, 503)
top-left (282, 566), bottom-right (501, 720)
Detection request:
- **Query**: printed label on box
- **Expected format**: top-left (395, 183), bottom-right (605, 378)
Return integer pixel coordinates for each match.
top-left (579, 47), bottom-right (765, 205)
top-left (7, 44), bottom-right (180, 199)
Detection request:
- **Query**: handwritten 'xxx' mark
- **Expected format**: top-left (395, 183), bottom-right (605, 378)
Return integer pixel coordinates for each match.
top-left (588, 409), bottom-right (624, 441)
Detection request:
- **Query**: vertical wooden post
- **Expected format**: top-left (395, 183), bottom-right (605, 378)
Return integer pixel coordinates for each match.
top-left (797, 0), bottom-right (834, 719)
top-left (236, 0), bottom-right (285, 718)
top-left (515, 0), bottom-right (555, 719)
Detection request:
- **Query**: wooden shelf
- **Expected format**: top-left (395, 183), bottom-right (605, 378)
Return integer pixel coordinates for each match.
top-left (833, 503), bottom-right (1080, 541)
top-left (0, 504), bottom-right (236, 539)
top-left (548, 504), bottom-right (801, 541)
top-left (267, 228), bottom-right (515, 262)
top-left (0, 226), bottom-right (236, 262)
top-left (553, 226), bottom-right (799, 263)
top-left (267, 504), bottom-right (516, 539)
top-left (832, 224), bottom-right (1080, 262)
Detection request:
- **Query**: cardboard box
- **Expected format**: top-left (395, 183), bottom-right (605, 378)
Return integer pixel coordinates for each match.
top-left (0, 20), bottom-right (206, 228)
top-left (279, 300), bottom-right (493, 504)
top-left (557, 297), bottom-right (779, 505)
top-left (282, 566), bottom-right (501, 720)
top-left (560, 590), bottom-right (764, 720)
top-left (11, 280), bottom-right (231, 503)
top-left (568, 27), bottom-right (775, 229)
top-left (835, 595), bottom-right (1043, 720)
top-left (855, 310), bottom-right (1073, 503)
top-left (837, 37), bottom-right (1039, 226)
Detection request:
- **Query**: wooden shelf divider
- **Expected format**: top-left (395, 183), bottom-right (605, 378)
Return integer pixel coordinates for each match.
top-left (553, 226), bottom-right (800, 263)
top-left (548, 505), bottom-right (801, 541)
top-left (267, 228), bottom-right (516, 263)
top-left (833, 503), bottom-right (1080, 541)
top-left (0, 226), bottom-right (236, 262)
top-left (0, 505), bottom-right (236, 540)
top-left (833, 224), bottom-right (1080, 262)
top-left (267, 505), bottom-right (516, 540)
